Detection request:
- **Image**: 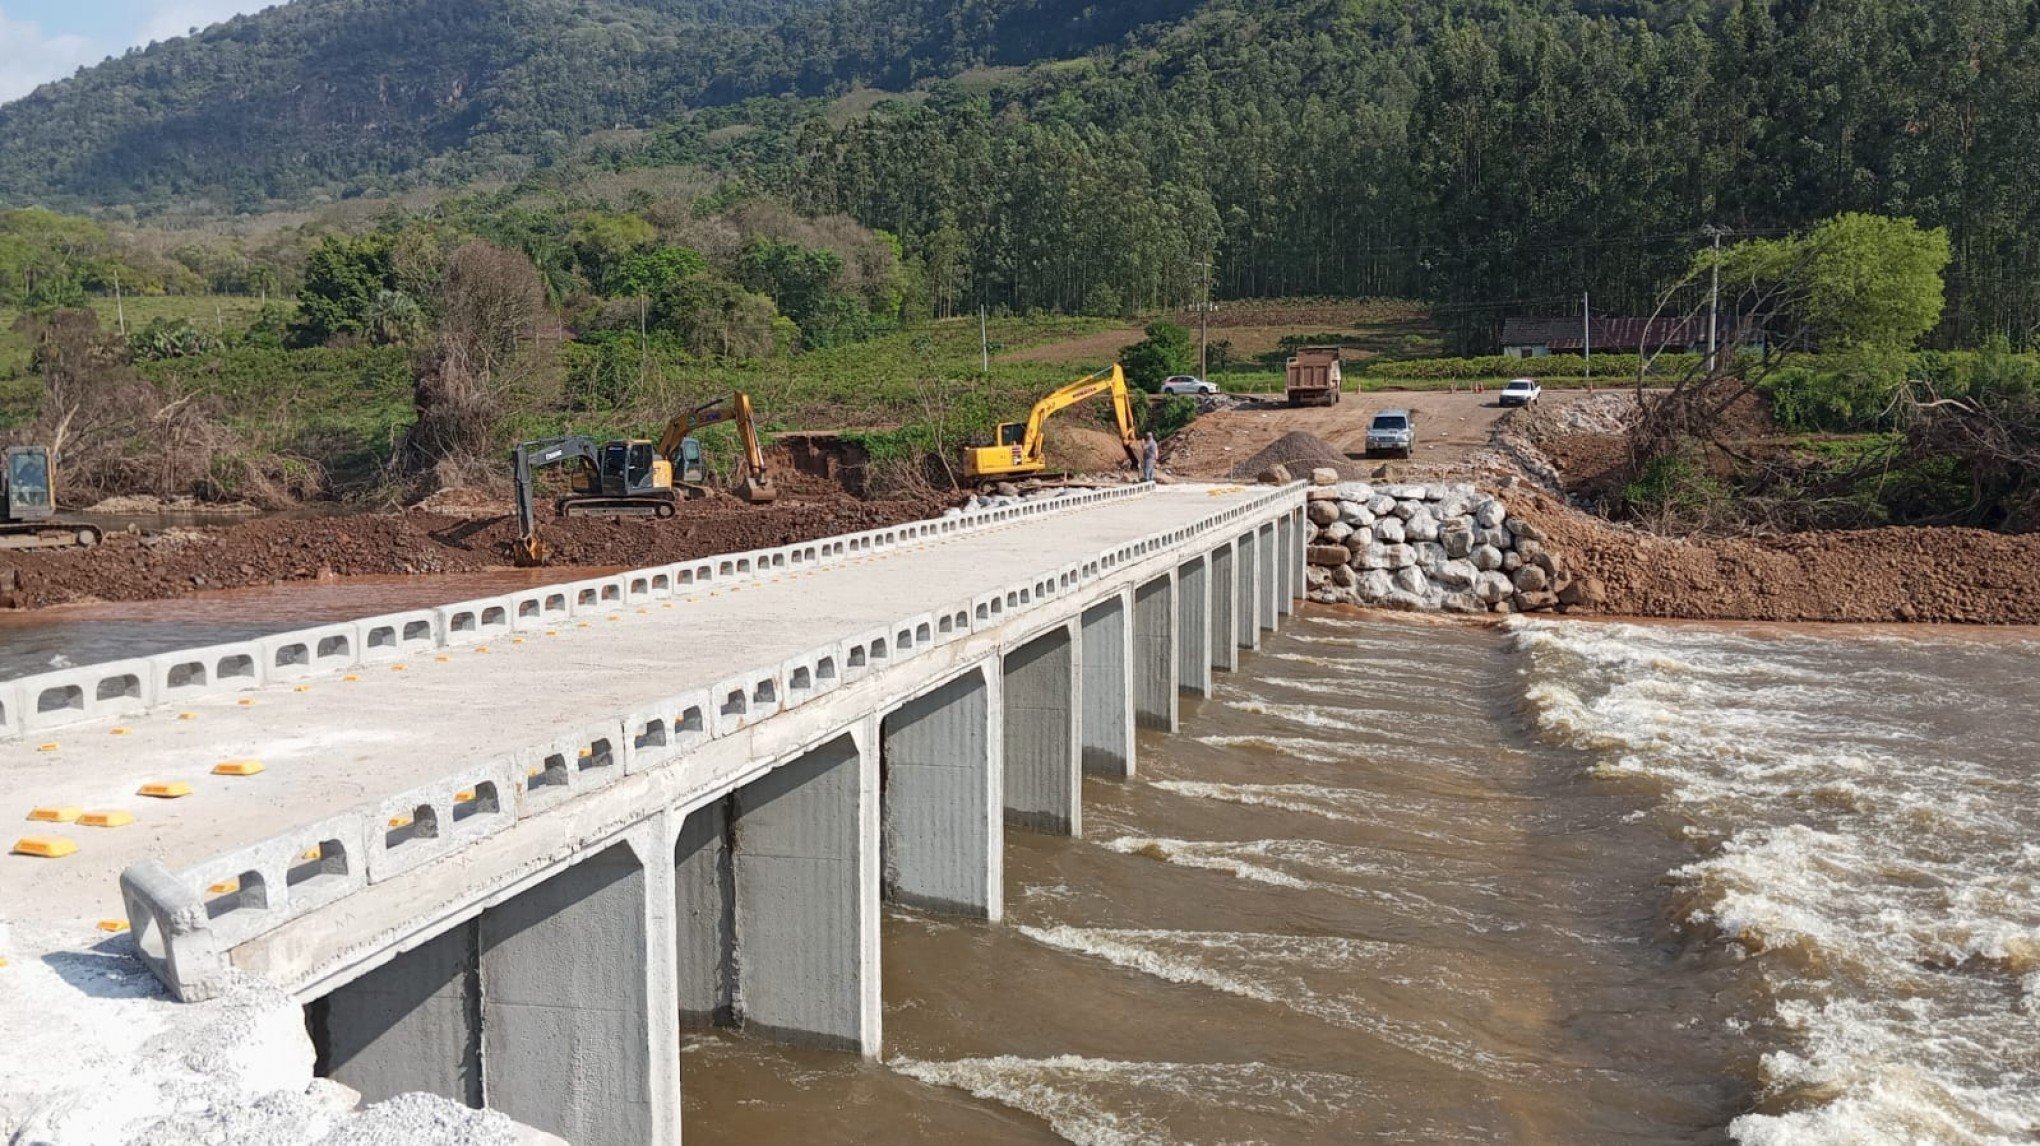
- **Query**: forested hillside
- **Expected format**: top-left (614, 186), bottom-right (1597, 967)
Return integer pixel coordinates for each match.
top-left (3, 0), bottom-right (2037, 350)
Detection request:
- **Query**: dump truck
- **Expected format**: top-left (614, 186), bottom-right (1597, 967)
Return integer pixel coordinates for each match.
top-left (1284, 346), bottom-right (1343, 407)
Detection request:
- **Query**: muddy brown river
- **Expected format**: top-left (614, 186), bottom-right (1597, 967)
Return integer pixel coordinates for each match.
top-left (5, 599), bottom-right (2033, 1141)
top-left (678, 611), bottom-right (2039, 1143)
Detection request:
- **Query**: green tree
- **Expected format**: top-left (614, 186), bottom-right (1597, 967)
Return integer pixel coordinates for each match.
top-left (292, 234), bottom-right (396, 346)
top-left (734, 236), bottom-right (843, 342)
top-left (612, 246), bottom-right (708, 298)
top-left (571, 212), bottom-right (658, 294)
top-left (1120, 320), bottom-right (1194, 392)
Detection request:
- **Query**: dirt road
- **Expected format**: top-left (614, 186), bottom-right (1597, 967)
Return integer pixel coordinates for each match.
top-left (1163, 389), bottom-right (1599, 479)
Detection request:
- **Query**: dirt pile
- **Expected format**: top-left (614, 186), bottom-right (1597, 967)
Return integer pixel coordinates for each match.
top-left (1230, 431), bottom-right (1358, 480)
top-left (0, 494), bottom-right (948, 609)
top-left (1506, 489), bottom-right (2040, 624)
top-left (1046, 426), bottom-right (1137, 474)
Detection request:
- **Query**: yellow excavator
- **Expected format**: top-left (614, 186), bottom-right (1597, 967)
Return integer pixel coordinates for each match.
top-left (963, 364), bottom-right (1142, 482)
top-left (511, 392), bottom-right (777, 565)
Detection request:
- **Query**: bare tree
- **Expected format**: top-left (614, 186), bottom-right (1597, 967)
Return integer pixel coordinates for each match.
top-left (403, 242), bottom-right (552, 487)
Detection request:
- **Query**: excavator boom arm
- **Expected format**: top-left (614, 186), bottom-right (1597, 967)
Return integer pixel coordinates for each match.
top-left (510, 435), bottom-right (600, 563)
top-left (1015, 365), bottom-right (1140, 468)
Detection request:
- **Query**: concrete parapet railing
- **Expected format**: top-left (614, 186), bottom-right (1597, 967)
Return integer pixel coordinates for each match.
top-left (109, 481), bottom-right (1305, 1000)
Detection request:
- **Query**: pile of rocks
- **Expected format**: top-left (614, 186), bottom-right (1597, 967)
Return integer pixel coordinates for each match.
top-left (1299, 469), bottom-right (1600, 614)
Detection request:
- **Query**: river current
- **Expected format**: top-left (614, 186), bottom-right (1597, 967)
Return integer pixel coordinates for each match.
top-left (682, 611), bottom-right (2040, 1143)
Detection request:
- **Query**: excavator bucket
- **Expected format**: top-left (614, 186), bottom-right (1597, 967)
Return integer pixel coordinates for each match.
top-left (738, 475), bottom-right (778, 504)
top-left (512, 533), bottom-right (548, 567)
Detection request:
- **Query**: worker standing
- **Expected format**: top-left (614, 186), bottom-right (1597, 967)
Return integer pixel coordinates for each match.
top-left (1141, 432), bottom-right (1158, 483)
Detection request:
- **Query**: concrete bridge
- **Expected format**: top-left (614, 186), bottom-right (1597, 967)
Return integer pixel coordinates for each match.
top-left (0, 481), bottom-right (1306, 1144)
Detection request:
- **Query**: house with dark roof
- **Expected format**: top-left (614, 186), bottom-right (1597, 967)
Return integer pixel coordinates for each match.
top-left (1500, 315), bottom-right (1756, 358)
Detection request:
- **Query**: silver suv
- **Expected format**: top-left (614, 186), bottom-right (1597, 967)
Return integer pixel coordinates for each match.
top-left (1366, 409), bottom-right (1414, 458)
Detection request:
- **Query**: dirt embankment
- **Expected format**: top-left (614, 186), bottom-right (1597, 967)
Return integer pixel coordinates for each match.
top-left (0, 494), bottom-right (946, 610)
top-left (1504, 488), bottom-right (2040, 624)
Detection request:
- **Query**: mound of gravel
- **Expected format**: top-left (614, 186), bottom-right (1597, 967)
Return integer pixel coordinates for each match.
top-left (1232, 431), bottom-right (1356, 480)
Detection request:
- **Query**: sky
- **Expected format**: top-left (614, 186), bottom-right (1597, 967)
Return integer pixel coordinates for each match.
top-left (0, 0), bottom-right (275, 102)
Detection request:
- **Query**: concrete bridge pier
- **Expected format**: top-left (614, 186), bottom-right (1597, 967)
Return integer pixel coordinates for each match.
top-left (314, 824), bottom-right (677, 1146)
top-left (1258, 523), bottom-right (1279, 634)
top-left (1237, 530), bottom-right (1261, 652)
top-left (1176, 556), bottom-right (1211, 699)
top-left (1079, 594), bottom-right (1134, 780)
top-left (1210, 542), bottom-right (1238, 674)
top-left (1288, 507), bottom-right (1307, 603)
top-left (879, 665), bottom-right (1002, 920)
top-left (1277, 513), bottom-right (1298, 618)
top-left (1002, 623), bottom-right (1082, 835)
top-left (1133, 573), bottom-right (1178, 731)
top-left (675, 731), bottom-right (880, 1057)
top-left (480, 830), bottom-right (667, 1145)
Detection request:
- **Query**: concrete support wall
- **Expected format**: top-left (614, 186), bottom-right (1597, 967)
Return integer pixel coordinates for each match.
top-left (729, 732), bottom-right (880, 1056)
top-left (1078, 595), bottom-right (1134, 780)
top-left (315, 922), bottom-right (479, 1110)
top-left (1276, 514), bottom-right (1297, 617)
top-left (1002, 625), bottom-right (1081, 836)
top-left (1132, 575), bottom-right (1177, 732)
top-left (880, 668), bottom-right (1001, 920)
top-left (1209, 543), bottom-right (1237, 674)
top-left (1237, 532), bottom-right (1261, 651)
top-left (673, 800), bottom-right (734, 1027)
top-left (479, 839), bottom-right (656, 1146)
top-left (1290, 508), bottom-right (1307, 602)
top-left (1257, 525), bottom-right (1279, 633)
top-left (1176, 557), bottom-right (1211, 699)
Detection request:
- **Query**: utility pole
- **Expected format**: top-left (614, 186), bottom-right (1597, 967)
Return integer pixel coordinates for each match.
top-left (1194, 259), bottom-right (1214, 381)
top-left (979, 305), bottom-right (989, 377)
top-left (1703, 225), bottom-right (1726, 374)
top-left (113, 271), bottom-right (126, 337)
top-left (1582, 291), bottom-right (1591, 380)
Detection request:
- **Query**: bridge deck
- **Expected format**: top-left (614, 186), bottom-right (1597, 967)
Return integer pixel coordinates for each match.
top-left (1, 485), bottom-right (1273, 938)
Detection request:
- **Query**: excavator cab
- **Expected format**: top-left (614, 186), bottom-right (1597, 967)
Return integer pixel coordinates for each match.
top-left (4, 446), bottom-right (54, 523)
top-left (597, 440), bottom-right (670, 497)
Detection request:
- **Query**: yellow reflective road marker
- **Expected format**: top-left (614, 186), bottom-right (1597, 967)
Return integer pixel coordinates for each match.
top-left (110, 727), bottom-right (131, 736)
top-left (11, 837), bottom-right (76, 858)
top-left (80, 810), bottom-right (134, 828)
top-left (177, 712), bottom-right (198, 720)
top-left (96, 920), bottom-right (128, 933)
top-left (212, 760), bottom-right (265, 777)
top-left (27, 806), bottom-right (81, 824)
top-left (35, 743), bottom-right (58, 753)
top-left (138, 782), bottom-right (192, 799)
top-left (238, 698), bottom-right (257, 706)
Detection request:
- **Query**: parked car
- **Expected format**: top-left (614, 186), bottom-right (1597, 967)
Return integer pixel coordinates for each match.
top-left (1365, 409), bottom-right (1414, 457)
top-left (1499, 378), bottom-right (1542, 407)
top-left (1160, 375), bottom-right (1218, 395)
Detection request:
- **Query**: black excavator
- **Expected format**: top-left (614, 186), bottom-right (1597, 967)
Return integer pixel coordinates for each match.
top-left (510, 393), bottom-right (777, 565)
top-left (2, 445), bottom-right (102, 551)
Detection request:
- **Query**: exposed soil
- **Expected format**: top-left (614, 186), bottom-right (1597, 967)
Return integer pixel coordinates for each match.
top-left (1505, 488), bottom-right (2040, 625)
top-left (1045, 426), bottom-right (1139, 473)
top-left (1232, 431), bottom-right (1362, 480)
top-left (0, 492), bottom-right (947, 610)
top-left (1164, 390), bottom-right (1608, 480)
